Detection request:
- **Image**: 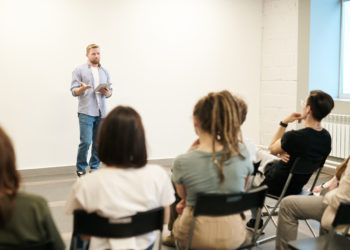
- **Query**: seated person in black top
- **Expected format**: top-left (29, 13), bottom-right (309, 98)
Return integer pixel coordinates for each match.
top-left (247, 90), bottom-right (334, 229)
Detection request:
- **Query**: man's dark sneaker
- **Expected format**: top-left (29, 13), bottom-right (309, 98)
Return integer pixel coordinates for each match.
top-left (77, 171), bottom-right (86, 177)
top-left (246, 218), bottom-right (263, 231)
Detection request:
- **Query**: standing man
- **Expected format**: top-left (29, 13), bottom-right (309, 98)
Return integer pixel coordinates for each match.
top-left (71, 44), bottom-right (112, 177)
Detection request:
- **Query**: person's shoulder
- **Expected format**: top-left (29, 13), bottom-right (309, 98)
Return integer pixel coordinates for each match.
top-left (74, 63), bottom-right (89, 71)
top-left (177, 150), bottom-right (201, 160)
top-left (16, 192), bottom-right (48, 210)
top-left (98, 65), bottom-right (110, 77)
top-left (71, 170), bottom-right (103, 189)
top-left (99, 64), bottom-right (109, 72)
top-left (144, 164), bottom-right (170, 176)
top-left (174, 151), bottom-right (201, 166)
top-left (82, 169), bottom-right (107, 182)
top-left (320, 128), bottom-right (331, 137)
top-left (235, 144), bottom-right (253, 167)
top-left (238, 143), bottom-right (250, 157)
top-left (299, 127), bottom-right (331, 139)
top-left (282, 128), bottom-right (307, 140)
top-left (286, 128), bottom-right (304, 135)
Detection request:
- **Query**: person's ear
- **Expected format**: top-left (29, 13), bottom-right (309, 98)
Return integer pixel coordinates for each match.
top-left (193, 116), bottom-right (198, 127)
top-left (305, 105), bottom-right (312, 117)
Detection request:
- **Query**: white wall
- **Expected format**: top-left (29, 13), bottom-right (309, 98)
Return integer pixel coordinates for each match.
top-left (260, 0), bottom-right (298, 145)
top-left (0, 0), bottom-right (262, 169)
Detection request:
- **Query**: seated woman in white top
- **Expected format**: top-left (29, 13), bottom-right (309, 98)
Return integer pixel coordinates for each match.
top-left (172, 90), bottom-right (253, 249)
top-left (65, 106), bottom-right (175, 250)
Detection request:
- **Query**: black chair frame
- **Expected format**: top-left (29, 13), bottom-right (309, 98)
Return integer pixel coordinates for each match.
top-left (179, 186), bottom-right (268, 250)
top-left (1, 241), bottom-right (52, 250)
top-left (256, 156), bottom-right (326, 245)
top-left (72, 207), bottom-right (164, 250)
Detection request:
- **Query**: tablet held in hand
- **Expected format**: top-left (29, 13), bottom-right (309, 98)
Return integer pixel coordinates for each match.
top-left (95, 83), bottom-right (112, 93)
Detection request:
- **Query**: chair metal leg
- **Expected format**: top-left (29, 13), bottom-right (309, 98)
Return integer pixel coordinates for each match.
top-left (186, 217), bottom-right (196, 250)
top-left (175, 239), bottom-right (180, 250)
top-left (256, 235), bottom-right (277, 245)
top-left (305, 219), bottom-right (317, 238)
top-left (270, 215), bottom-right (278, 227)
top-left (256, 199), bottom-right (280, 245)
top-left (73, 236), bottom-right (77, 250)
top-left (325, 228), bottom-right (335, 250)
top-left (158, 230), bottom-right (162, 250)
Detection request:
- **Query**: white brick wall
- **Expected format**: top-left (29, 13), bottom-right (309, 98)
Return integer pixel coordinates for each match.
top-left (260, 0), bottom-right (298, 145)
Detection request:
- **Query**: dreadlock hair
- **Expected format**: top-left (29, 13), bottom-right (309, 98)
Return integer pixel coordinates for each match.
top-left (193, 90), bottom-right (244, 184)
top-left (0, 126), bottom-right (20, 227)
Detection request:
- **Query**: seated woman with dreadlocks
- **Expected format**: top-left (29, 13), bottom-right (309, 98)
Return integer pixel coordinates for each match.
top-left (172, 90), bottom-right (253, 249)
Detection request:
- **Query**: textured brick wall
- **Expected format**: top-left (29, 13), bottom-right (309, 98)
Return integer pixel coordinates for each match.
top-left (260, 0), bottom-right (298, 145)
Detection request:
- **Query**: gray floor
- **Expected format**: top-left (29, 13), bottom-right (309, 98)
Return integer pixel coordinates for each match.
top-left (19, 161), bottom-right (332, 250)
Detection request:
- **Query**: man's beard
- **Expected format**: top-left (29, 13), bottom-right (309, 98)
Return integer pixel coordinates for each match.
top-left (90, 59), bottom-right (100, 65)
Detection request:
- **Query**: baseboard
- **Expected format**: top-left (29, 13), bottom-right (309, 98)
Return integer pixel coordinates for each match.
top-left (19, 158), bottom-right (175, 178)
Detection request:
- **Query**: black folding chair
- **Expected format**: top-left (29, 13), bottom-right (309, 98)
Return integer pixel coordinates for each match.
top-left (72, 207), bottom-right (164, 250)
top-left (288, 201), bottom-right (350, 250)
top-left (256, 157), bottom-right (325, 245)
top-left (180, 186), bottom-right (268, 250)
top-left (1, 242), bottom-right (52, 250)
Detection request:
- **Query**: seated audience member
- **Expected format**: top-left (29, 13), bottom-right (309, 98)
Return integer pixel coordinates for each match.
top-left (65, 106), bottom-right (175, 250)
top-left (247, 90), bottom-right (334, 229)
top-left (163, 95), bottom-right (257, 247)
top-left (276, 156), bottom-right (350, 250)
top-left (313, 156), bottom-right (350, 194)
top-left (172, 90), bottom-right (253, 249)
top-left (0, 127), bottom-right (65, 250)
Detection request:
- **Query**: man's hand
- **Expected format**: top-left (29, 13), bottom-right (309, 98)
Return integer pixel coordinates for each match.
top-left (282, 112), bottom-right (303, 125)
top-left (280, 152), bottom-right (290, 163)
top-left (80, 81), bottom-right (92, 91)
top-left (74, 82), bottom-right (92, 96)
top-left (99, 87), bottom-right (111, 97)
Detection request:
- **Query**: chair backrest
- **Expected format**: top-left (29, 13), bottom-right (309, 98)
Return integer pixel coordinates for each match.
top-left (332, 201), bottom-right (350, 228)
top-left (291, 157), bottom-right (325, 175)
top-left (287, 156), bottom-right (325, 195)
top-left (193, 185), bottom-right (268, 217)
top-left (73, 207), bottom-right (164, 238)
top-left (2, 241), bottom-right (52, 250)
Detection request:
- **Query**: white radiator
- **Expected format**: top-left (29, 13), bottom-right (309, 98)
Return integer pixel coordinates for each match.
top-left (323, 114), bottom-right (350, 159)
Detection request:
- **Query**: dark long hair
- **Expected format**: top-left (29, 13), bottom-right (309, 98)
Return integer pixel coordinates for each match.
top-left (193, 90), bottom-right (243, 184)
top-left (0, 126), bottom-right (20, 227)
top-left (97, 106), bottom-right (147, 168)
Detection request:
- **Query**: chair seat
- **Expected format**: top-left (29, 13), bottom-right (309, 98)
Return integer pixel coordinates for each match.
top-left (288, 234), bottom-right (350, 250)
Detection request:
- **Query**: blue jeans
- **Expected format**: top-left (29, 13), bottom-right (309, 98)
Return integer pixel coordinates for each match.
top-left (76, 113), bottom-right (102, 173)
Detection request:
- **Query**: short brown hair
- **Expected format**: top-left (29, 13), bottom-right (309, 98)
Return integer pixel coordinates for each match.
top-left (86, 44), bottom-right (99, 54)
top-left (236, 97), bottom-right (248, 125)
top-left (97, 106), bottom-right (147, 168)
top-left (0, 126), bottom-right (20, 227)
top-left (306, 90), bottom-right (334, 121)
